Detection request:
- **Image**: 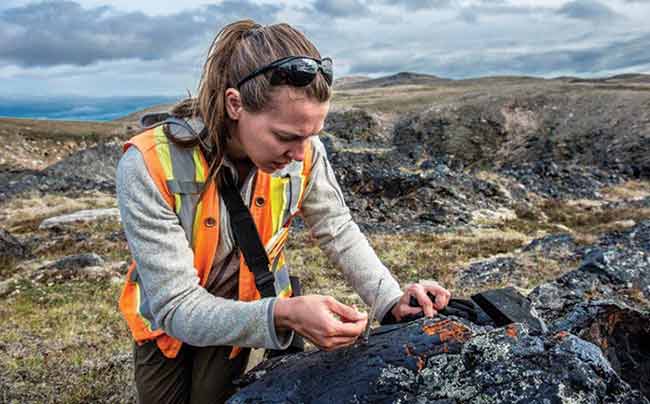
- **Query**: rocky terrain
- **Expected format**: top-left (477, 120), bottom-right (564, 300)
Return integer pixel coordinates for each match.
top-left (231, 220), bottom-right (650, 403)
top-left (1, 72), bottom-right (650, 403)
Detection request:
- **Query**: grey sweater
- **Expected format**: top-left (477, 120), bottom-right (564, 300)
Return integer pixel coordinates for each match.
top-left (116, 136), bottom-right (403, 350)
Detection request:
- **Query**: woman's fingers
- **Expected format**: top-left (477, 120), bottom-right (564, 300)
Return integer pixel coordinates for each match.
top-left (327, 297), bottom-right (368, 323)
top-left (286, 295), bottom-right (368, 350)
top-left (408, 283), bottom-right (436, 317)
top-left (420, 280), bottom-right (452, 311)
top-left (325, 298), bottom-right (367, 337)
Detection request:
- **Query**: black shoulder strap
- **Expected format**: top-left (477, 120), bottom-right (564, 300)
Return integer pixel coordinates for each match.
top-left (220, 170), bottom-right (276, 298)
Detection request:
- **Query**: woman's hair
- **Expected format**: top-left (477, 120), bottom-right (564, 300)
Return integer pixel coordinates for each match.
top-left (170, 19), bottom-right (331, 190)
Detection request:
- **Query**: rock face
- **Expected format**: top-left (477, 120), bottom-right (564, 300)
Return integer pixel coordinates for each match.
top-left (392, 90), bottom-right (650, 177)
top-left (230, 317), bottom-right (648, 404)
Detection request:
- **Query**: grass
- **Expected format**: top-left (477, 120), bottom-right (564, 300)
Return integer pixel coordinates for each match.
top-left (286, 227), bottom-right (530, 306)
top-left (539, 199), bottom-right (650, 239)
top-left (0, 278), bottom-right (134, 403)
top-left (333, 86), bottom-right (469, 114)
top-left (601, 180), bottom-right (650, 201)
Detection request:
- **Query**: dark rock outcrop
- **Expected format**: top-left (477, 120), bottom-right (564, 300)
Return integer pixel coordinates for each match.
top-left (0, 142), bottom-right (120, 202)
top-left (324, 109), bottom-right (386, 143)
top-left (328, 150), bottom-right (510, 231)
top-left (530, 246), bottom-right (650, 322)
top-left (500, 160), bottom-right (624, 199)
top-left (455, 256), bottom-right (524, 292)
top-left (547, 301), bottom-right (650, 398)
top-left (391, 90), bottom-right (650, 177)
top-left (230, 318), bottom-right (647, 404)
top-left (0, 229), bottom-right (28, 260)
top-left (393, 104), bottom-right (506, 165)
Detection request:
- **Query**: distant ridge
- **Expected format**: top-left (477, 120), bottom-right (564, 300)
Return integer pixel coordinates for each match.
top-left (114, 103), bottom-right (176, 124)
top-left (555, 73), bottom-right (650, 84)
top-left (333, 75), bottom-right (371, 88)
top-left (336, 72), bottom-right (450, 90)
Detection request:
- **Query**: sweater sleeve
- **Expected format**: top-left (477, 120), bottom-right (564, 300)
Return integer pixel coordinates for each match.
top-left (300, 138), bottom-right (403, 322)
top-left (116, 146), bottom-right (291, 350)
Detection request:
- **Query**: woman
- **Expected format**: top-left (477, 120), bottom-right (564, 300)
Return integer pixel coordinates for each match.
top-left (116, 19), bottom-right (451, 404)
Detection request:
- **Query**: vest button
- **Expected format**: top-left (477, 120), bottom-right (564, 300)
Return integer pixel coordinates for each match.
top-left (254, 197), bottom-right (265, 207)
top-left (204, 217), bottom-right (217, 228)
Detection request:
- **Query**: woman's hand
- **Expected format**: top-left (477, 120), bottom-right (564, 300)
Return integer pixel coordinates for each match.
top-left (274, 295), bottom-right (368, 351)
top-left (390, 280), bottom-right (451, 322)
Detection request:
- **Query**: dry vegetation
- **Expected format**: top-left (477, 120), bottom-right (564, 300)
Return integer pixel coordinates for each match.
top-left (332, 85), bottom-right (470, 114)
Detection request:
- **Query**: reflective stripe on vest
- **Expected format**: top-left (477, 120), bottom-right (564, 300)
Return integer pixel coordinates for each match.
top-left (119, 124), bottom-right (313, 359)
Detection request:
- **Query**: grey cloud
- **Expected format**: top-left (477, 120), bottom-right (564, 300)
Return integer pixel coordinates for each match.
top-left (556, 0), bottom-right (619, 21)
top-left (0, 0), bottom-right (282, 67)
top-left (372, 0), bottom-right (454, 11)
top-left (458, 8), bottom-right (478, 23)
top-left (344, 32), bottom-right (650, 78)
top-left (312, 0), bottom-right (369, 17)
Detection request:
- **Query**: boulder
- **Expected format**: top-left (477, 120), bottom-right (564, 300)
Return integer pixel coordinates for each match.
top-left (0, 229), bottom-right (28, 260)
top-left (547, 301), bottom-right (650, 398)
top-left (229, 317), bottom-right (647, 403)
top-left (45, 253), bottom-right (105, 270)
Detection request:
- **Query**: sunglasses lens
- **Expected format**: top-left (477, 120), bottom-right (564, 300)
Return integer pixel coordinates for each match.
top-left (267, 57), bottom-right (334, 87)
top-left (320, 58), bottom-right (333, 85)
top-left (271, 58), bottom-right (316, 86)
top-left (291, 59), bottom-right (318, 86)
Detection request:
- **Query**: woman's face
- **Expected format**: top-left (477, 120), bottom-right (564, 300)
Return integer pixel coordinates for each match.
top-left (228, 87), bottom-right (329, 173)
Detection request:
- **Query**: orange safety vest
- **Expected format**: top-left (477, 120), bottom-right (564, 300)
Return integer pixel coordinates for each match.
top-left (119, 123), bottom-right (313, 359)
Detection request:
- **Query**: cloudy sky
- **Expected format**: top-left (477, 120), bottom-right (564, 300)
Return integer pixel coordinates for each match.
top-left (2, 0), bottom-right (650, 97)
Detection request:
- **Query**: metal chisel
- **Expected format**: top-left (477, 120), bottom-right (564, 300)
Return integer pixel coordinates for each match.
top-left (362, 279), bottom-right (383, 344)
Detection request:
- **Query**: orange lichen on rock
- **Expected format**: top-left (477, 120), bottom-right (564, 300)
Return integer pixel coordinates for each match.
top-left (422, 319), bottom-right (472, 343)
top-left (505, 324), bottom-right (518, 339)
top-left (554, 330), bottom-right (570, 340)
top-left (607, 311), bottom-right (622, 333)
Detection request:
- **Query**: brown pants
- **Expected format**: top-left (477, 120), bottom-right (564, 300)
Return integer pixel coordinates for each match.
top-left (133, 341), bottom-right (250, 404)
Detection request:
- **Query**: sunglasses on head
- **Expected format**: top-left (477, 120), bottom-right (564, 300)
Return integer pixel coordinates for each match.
top-left (236, 56), bottom-right (333, 89)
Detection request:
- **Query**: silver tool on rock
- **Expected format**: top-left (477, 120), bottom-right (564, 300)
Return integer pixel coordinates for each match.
top-left (362, 279), bottom-right (383, 344)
